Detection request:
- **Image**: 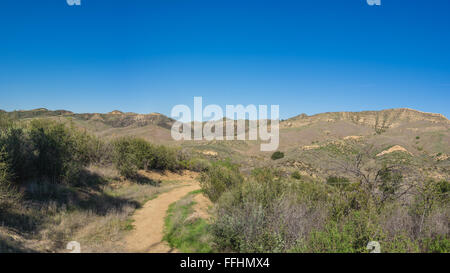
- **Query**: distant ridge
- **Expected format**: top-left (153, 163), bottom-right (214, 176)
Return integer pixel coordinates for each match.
top-left (283, 108), bottom-right (449, 130)
top-left (1, 108), bottom-right (175, 129)
top-left (1, 107), bottom-right (448, 131)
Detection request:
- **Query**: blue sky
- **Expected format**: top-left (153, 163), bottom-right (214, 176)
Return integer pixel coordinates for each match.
top-left (0, 0), bottom-right (449, 119)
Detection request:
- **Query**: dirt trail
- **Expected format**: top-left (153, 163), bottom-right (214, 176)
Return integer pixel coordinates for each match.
top-left (124, 180), bottom-right (201, 253)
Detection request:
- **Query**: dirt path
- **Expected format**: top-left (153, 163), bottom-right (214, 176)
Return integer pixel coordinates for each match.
top-left (124, 180), bottom-right (201, 253)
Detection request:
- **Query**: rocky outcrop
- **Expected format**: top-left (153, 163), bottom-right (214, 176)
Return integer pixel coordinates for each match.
top-left (282, 108), bottom-right (449, 130)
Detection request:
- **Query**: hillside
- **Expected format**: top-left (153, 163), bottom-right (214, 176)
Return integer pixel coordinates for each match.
top-left (2, 107), bottom-right (449, 178)
top-left (0, 107), bottom-right (448, 253)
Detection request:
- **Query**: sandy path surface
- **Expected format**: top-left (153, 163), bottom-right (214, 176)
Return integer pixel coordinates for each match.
top-left (124, 181), bottom-right (201, 253)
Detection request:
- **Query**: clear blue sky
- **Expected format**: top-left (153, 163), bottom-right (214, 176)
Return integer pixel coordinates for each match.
top-left (1, 0), bottom-right (449, 119)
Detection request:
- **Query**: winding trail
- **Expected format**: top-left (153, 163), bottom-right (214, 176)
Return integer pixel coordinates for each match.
top-left (124, 180), bottom-right (201, 253)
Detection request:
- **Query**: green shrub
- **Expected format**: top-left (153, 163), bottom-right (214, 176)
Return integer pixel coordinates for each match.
top-left (377, 167), bottom-right (403, 204)
top-left (163, 192), bottom-right (213, 253)
top-left (423, 235), bottom-right (450, 253)
top-left (437, 180), bottom-right (450, 194)
top-left (291, 171), bottom-right (302, 180)
top-left (300, 210), bottom-right (381, 253)
top-left (72, 130), bottom-right (111, 165)
top-left (0, 149), bottom-right (21, 210)
top-left (28, 120), bottom-right (87, 184)
top-left (251, 168), bottom-right (282, 183)
top-left (271, 151), bottom-right (284, 160)
top-left (184, 157), bottom-right (211, 172)
top-left (382, 234), bottom-right (420, 253)
top-left (0, 126), bottom-right (31, 182)
top-left (153, 145), bottom-right (180, 171)
top-left (326, 176), bottom-right (350, 189)
top-left (200, 161), bottom-right (243, 202)
top-left (112, 137), bottom-right (140, 178)
top-left (112, 137), bottom-right (183, 178)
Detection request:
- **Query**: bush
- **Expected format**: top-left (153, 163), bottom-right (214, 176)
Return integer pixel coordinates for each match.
top-left (112, 138), bottom-right (140, 178)
top-left (271, 151), bottom-right (284, 160)
top-left (184, 157), bottom-right (211, 172)
top-left (291, 171), bottom-right (302, 180)
top-left (72, 130), bottom-right (111, 165)
top-left (209, 162), bottom-right (450, 253)
top-left (112, 137), bottom-right (183, 178)
top-left (326, 176), bottom-right (350, 189)
top-left (0, 126), bottom-right (31, 182)
top-left (0, 118), bottom-right (106, 185)
top-left (212, 175), bottom-right (331, 252)
top-left (423, 235), bottom-right (450, 253)
top-left (153, 145), bottom-right (180, 171)
top-left (28, 120), bottom-right (85, 184)
top-left (0, 149), bottom-right (21, 210)
top-left (199, 161), bottom-right (243, 202)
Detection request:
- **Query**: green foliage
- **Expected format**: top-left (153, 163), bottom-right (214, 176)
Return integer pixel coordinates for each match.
top-left (291, 171), bottom-right (302, 180)
top-left (0, 119), bottom-right (104, 185)
top-left (381, 234), bottom-right (419, 253)
top-left (251, 168), bottom-right (282, 183)
top-left (112, 137), bottom-right (183, 178)
top-left (163, 192), bottom-right (212, 253)
top-left (184, 157), bottom-right (211, 172)
top-left (410, 179), bottom-right (449, 236)
top-left (153, 145), bottom-right (180, 171)
top-left (112, 138), bottom-right (140, 178)
top-left (209, 161), bottom-right (449, 253)
top-left (326, 176), bottom-right (350, 189)
top-left (436, 180), bottom-right (450, 194)
top-left (199, 160), bottom-right (243, 202)
top-left (0, 149), bottom-right (21, 210)
top-left (28, 120), bottom-right (82, 183)
top-left (271, 151), bottom-right (284, 160)
top-left (377, 167), bottom-right (403, 203)
top-left (423, 236), bottom-right (450, 253)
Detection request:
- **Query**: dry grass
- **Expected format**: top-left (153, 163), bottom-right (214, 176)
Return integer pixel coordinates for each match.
top-left (0, 165), bottom-right (195, 253)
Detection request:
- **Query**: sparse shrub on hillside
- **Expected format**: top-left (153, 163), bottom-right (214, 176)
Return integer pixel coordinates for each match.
top-left (251, 168), bottom-right (282, 183)
top-left (184, 157), bottom-right (211, 172)
top-left (377, 167), bottom-right (403, 204)
top-left (423, 235), bottom-right (450, 253)
top-left (271, 151), bottom-right (284, 160)
top-left (410, 179), bottom-right (449, 238)
top-left (291, 171), bottom-right (302, 180)
top-left (199, 160), bottom-right (243, 202)
top-left (437, 180), bottom-right (450, 194)
top-left (326, 176), bottom-right (350, 189)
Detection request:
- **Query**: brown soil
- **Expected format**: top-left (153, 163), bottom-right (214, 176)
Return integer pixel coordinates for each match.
top-left (124, 171), bottom-right (201, 253)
